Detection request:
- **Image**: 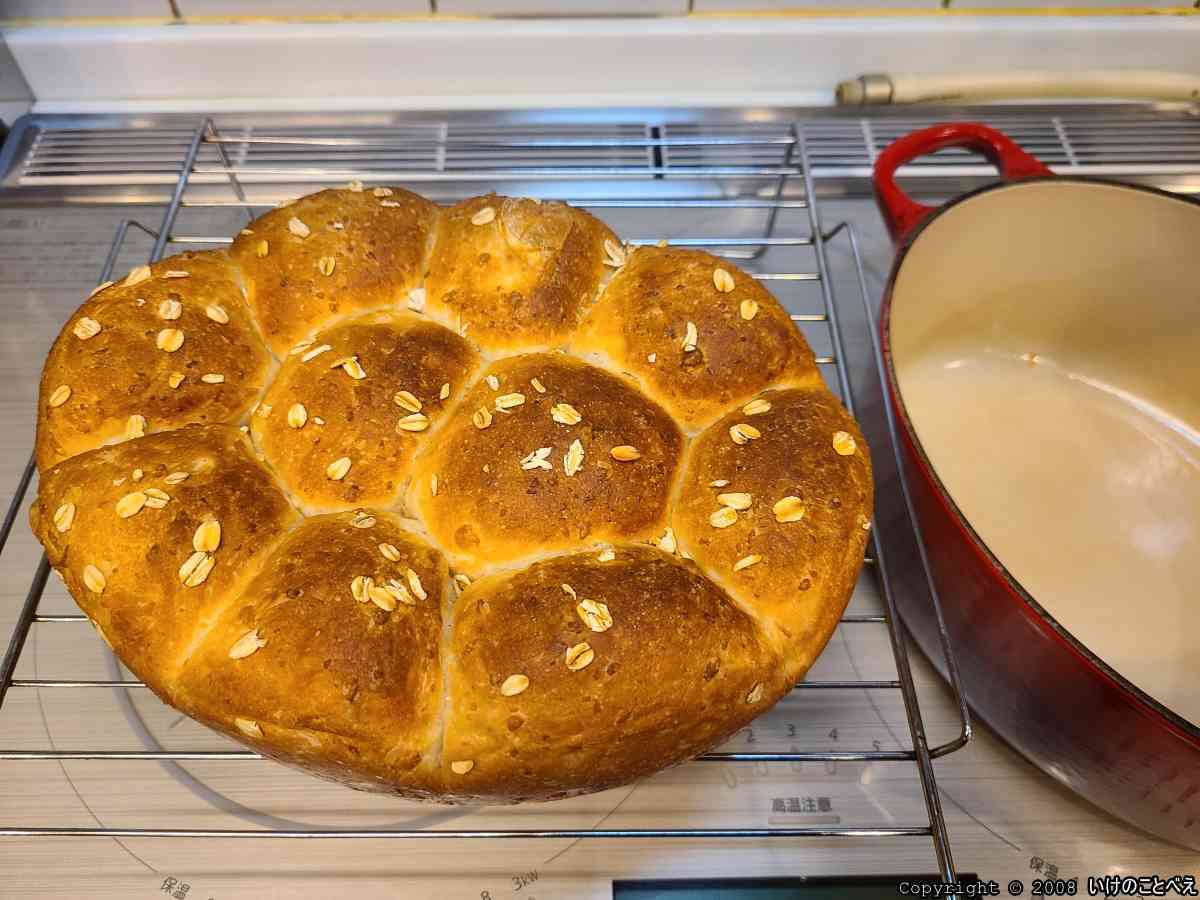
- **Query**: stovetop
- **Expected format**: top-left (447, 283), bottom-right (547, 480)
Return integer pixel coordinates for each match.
top-left (0, 107), bottom-right (1197, 899)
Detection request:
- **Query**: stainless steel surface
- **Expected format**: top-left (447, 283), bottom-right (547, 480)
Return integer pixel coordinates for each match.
top-left (0, 108), bottom-right (1197, 898)
top-left (4, 105), bottom-right (1200, 207)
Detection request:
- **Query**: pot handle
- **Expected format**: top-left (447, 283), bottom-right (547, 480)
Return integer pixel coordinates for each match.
top-left (874, 122), bottom-right (1053, 243)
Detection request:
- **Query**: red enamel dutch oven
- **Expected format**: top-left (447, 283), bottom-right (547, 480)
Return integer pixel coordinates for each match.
top-left (875, 123), bottom-right (1200, 849)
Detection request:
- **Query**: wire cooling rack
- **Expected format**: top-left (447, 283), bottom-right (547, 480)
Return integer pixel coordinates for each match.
top-left (0, 112), bottom-right (974, 882)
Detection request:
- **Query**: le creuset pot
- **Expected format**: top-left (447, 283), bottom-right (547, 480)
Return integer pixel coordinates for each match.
top-left (875, 122), bottom-right (1200, 849)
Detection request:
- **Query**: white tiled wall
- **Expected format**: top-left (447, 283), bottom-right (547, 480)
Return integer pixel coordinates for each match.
top-left (437, 1), bottom-right (688, 13)
top-left (952, 0), bottom-right (1183, 6)
top-left (177, 1), bottom-right (428, 14)
top-left (693, 0), bottom-right (944, 9)
top-left (0, 0), bottom-right (170, 16)
top-left (5, 0), bottom-right (1196, 16)
top-left (696, 0), bottom-right (1189, 6)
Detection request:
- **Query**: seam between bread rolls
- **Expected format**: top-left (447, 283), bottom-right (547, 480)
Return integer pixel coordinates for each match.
top-left (240, 354), bottom-right (282, 428)
top-left (661, 439), bottom-right (782, 646)
top-left (226, 252), bottom-right (282, 368)
top-left (665, 377), bottom-right (818, 650)
top-left (670, 524), bottom-right (786, 652)
top-left (243, 422), bottom-right (312, 518)
top-left (428, 567), bottom-right (459, 771)
top-left (171, 484), bottom-right (308, 682)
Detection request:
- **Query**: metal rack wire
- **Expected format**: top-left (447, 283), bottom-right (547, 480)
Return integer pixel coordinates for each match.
top-left (0, 114), bottom-right (972, 881)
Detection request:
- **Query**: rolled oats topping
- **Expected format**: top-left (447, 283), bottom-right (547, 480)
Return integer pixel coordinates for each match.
top-left (179, 551), bottom-right (214, 588)
top-left (658, 526), bottom-right (677, 554)
top-left (229, 629), bottom-right (267, 659)
top-left (832, 430), bottom-right (857, 456)
top-left (396, 413), bottom-right (430, 433)
top-left (48, 385), bottom-right (71, 408)
top-left (124, 265), bottom-right (151, 287)
top-left (520, 447), bottom-right (552, 471)
top-left (681, 321), bottom-right (698, 353)
top-left (83, 564), bottom-right (107, 593)
top-left (193, 520), bottom-right (221, 553)
top-left (235, 718), bottom-right (263, 738)
top-left (115, 491), bottom-right (147, 519)
top-left (73, 317), bottom-right (102, 340)
top-left (713, 267), bottom-right (735, 293)
top-left (772, 496), bottom-right (806, 523)
top-left (576, 598), bottom-right (613, 633)
top-left (501, 674), bottom-right (530, 697)
top-left (563, 439), bottom-right (584, 477)
top-left (405, 568), bottom-right (427, 601)
top-left (156, 328), bottom-right (184, 353)
top-left (326, 457), bottom-right (352, 480)
top-left (53, 502), bottom-right (76, 533)
top-left (729, 423), bottom-right (761, 446)
top-left (565, 641), bottom-right (595, 671)
top-left (733, 554), bottom-right (762, 572)
top-left (709, 507), bottom-right (738, 528)
top-left (717, 492), bottom-right (752, 510)
top-left (392, 390), bottom-right (422, 413)
top-left (550, 403), bottom-right (581, 425)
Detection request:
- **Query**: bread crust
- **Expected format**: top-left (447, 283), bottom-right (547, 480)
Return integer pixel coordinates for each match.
top-left (251, 310), bottom-right (480, 512)
top-left (230, 187), bottom-right (440, 356)
top-left (672, 388), bottom-right (873, 682)
top-left (174, 511), bottom-right (450, 798)
top-left (439, 545), bottom-right (789, 802)
top-left (572, 246), bottom-right (820, 430)
top-left (30, 424), bottom-right (301, 689)
top-left (424, 195), bottom-right (617, 355)
top-left (35, 250), bottom-right (271, 470)
top-left (407, 352), bottom-right (683, 577)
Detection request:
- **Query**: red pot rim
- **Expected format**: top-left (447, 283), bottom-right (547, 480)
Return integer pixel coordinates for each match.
top-left (879, 174), bottom-right (1200, 750)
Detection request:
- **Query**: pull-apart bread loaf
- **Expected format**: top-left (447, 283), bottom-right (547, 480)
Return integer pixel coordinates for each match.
top-left (31, 188), bottom-right (872, 802)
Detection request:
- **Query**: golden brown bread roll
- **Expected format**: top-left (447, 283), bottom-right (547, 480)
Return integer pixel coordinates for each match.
top-left (572, 246), bottom-right (820, 430)
top-left (423, 194), bottom-right (619, 355)
top-left (406, 352), bottom-right (683, 577)
top-left (230, 186), bottom-right (440, 356)
top-left (440, 546), bottom-right (789, 802)
top-left (30, 188), bottom-right (872, 803)
top-left (30, 424), bottom-right (300, 688)
top-left (251, 310), bottom-right (480, 513)
top-left (174, 511), bottom-right (449, 797)
top-left (35, 250), bottom-right (271, 470)
top-left (673, 388), bottom-right (873, 681)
